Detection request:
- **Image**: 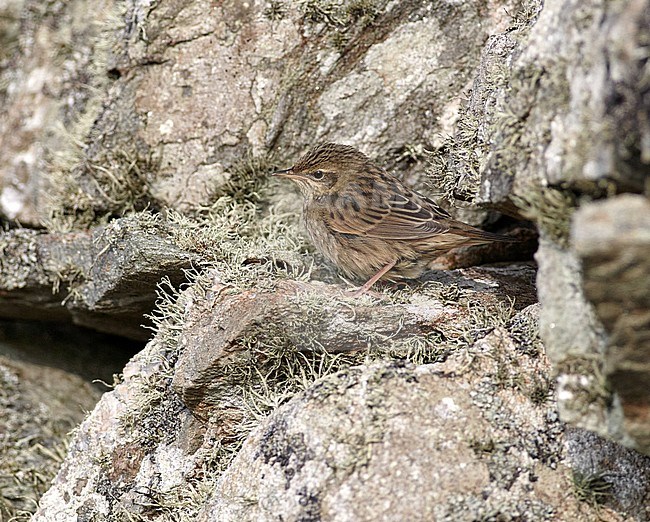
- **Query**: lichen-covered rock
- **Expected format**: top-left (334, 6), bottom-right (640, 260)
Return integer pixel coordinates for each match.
top-left (33, 265), bottom-right (650, 521)
top-left (171, 265), bottom-right (537, 413)
top-left (467, 0), bottom-right (649, 205)
top-left (433, 0), bottom-right (650, 455)
top-left (116, 0), bottom-right (520, 212)
top-left (565, 428), bottom-right (650, 520)
top-left (201, 349), bottom-right (649, 522)
top-left (0, 214), bottom-right (198, 339)
top-left (0, 0), bottom-right (120, 226)
top-left (0, 355), bottom-right (101, 520)
top-left (572, 195), bottom-right (650, 454)
top-left (4, 0), bottom-right (650, 519)
top-left (534, 238), bottom-right (612, 435)
top-left (0, 0), bottom-right (521, 228)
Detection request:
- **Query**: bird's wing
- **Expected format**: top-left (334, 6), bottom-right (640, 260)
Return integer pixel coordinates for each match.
top-left (324, 182), bottom-right (452, 240)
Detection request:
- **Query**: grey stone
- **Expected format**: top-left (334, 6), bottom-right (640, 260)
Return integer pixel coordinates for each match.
top-left (0, 215), bottom-right (198, 340)
top-left (572, 195), bottom-right (650, 454)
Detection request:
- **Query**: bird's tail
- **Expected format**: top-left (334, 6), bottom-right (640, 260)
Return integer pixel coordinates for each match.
top-left (449, 222), bottom-right (519, 244)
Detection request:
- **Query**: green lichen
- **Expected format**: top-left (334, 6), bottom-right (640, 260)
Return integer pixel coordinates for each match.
top-left (572, 469), bottom-right (613, 507)
top-left (45, 138), bottom-right (157, 232)
top-left (214, 152), bottom-right (278, 203)
top-left (42, 2), bottom-right (143, 232)
top-left (298, 0), bottom-right (383, 50)
top-left (511, 186), bottom-right (576, 245)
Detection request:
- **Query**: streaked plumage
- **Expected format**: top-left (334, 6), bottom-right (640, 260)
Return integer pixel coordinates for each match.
top-left (274, 143), bottom-right (513, 293)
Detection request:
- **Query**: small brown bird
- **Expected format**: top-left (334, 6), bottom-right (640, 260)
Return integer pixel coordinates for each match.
top-left (274, 143), bottom-right (514, 295)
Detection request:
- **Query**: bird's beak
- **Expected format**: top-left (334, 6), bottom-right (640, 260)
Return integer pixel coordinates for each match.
top-left (271, 167), bottom-right (296, 178)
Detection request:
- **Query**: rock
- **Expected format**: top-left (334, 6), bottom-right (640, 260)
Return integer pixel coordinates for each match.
top-left (0, 215), bottom-right (199, 339)
top-left (201, 353), bottom-right (558, 522)
top-left (534, 238), bottom-right (612, 434)
top-left (0, 0), bottom-right (120, 226)
top-left (33, 265), bottom-right (650, 521)
top-left (483, 0), bottom-right (648, 202)
top-left (0, 355), bottom-right (101, 519)
top-left (435, 0), bottom-right (648, 216)
top-left (565, 428), bottom-right (650, 519)
top-left (201, 346), bottom-right (650, 521)
top-left (0, 0), bottom-right (523, 227)
top-left (172, 265), bottom-right (537, 414)
top-left (572, 195), bottom-right (650, 454)
top-left (4, 0), bottom-right (649, 519)
top-left (432, 0), bottom-right (650, 457)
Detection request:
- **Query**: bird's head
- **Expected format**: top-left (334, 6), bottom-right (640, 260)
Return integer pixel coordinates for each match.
top-left (273, 143), bottom-right (370, 199)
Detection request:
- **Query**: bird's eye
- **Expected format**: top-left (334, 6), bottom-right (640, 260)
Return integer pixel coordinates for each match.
top-left (312, 170), bottom-right (325, 180)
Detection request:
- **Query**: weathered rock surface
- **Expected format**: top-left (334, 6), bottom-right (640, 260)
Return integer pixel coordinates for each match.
top-left (201, 354), bottom-right (562, 522)
top-left (434, 0), bottom-right (650, 455)
top-left (0, 215), bottom-right (198, 339)
top-left (0, 0), bottom-right (521, 227)
top-left (565, 427), bottom-right (650, 521)
top-left (466, 0), bottom-right (650, 205)
top-left (203, 354), bottom-right (650, 522)
top-left (0, 354), bottom-right (101, 520)
top-left (572, 195), bottom-right (650, 454)
top-left (33, 265), bottom-right (650, 521)
top-left (172, 265), bottom-right (537, 414)
top-left (1, 0), bottom-right (649, 519)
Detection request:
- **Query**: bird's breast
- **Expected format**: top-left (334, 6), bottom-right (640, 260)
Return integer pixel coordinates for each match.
top-left (302, 201), bottom-right (411, 281)
top-left (303, 203), bottom-right (339, 263)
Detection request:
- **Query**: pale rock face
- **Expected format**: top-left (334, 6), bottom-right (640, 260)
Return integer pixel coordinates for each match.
top-left (447, 0), bottom-right (650, 454)
top-left (1, 0), bottom-right (519, 222)
top-left (316, 18), bottom-right (444, 146)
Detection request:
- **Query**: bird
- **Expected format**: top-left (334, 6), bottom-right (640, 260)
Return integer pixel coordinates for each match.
top-left (273, 143), bottom-right (515, 296)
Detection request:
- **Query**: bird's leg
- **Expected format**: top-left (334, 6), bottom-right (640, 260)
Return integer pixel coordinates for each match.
top-left (346, 259), bottom-right (397, 298)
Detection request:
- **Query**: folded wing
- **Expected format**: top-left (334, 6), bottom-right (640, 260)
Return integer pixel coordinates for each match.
top-left (325, 182), bottom-right (452, 240)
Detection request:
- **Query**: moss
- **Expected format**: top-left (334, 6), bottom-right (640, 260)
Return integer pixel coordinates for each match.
top-left (511, 186), bottom-right (576, 245)
top-left (507, 305), bottom-right (543, 357)
top-left (164, 205), bottom-right (312, 291)
top-left (508, 1), bottom-right (544, 34)
top-left (299, 0), bottom-right (349, 26)
top-left (42, 2), bottom-right (142, 232)
top-left (299, 0), bottom-right (383, 51)
top-left (556, 355), bottom-right (613, 416)
top-left (572, 469), bottom-right (613, 506)
top-left (528, 378), bottom-right (553, 405)
top-left (264, 0), bottom-right (288, 21)
top-left (45, 142), bottom-right (157, 232)
top-left (346, 0), bottom-right (381, 23)
top-left (425, 2), bottom-right (543, 205)
top-left (330, 29), bottom-right (353, 51)
top-left (0, 365), bottom-right (80, 521)
top-left (215, 152), bottom-right (277, 203)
